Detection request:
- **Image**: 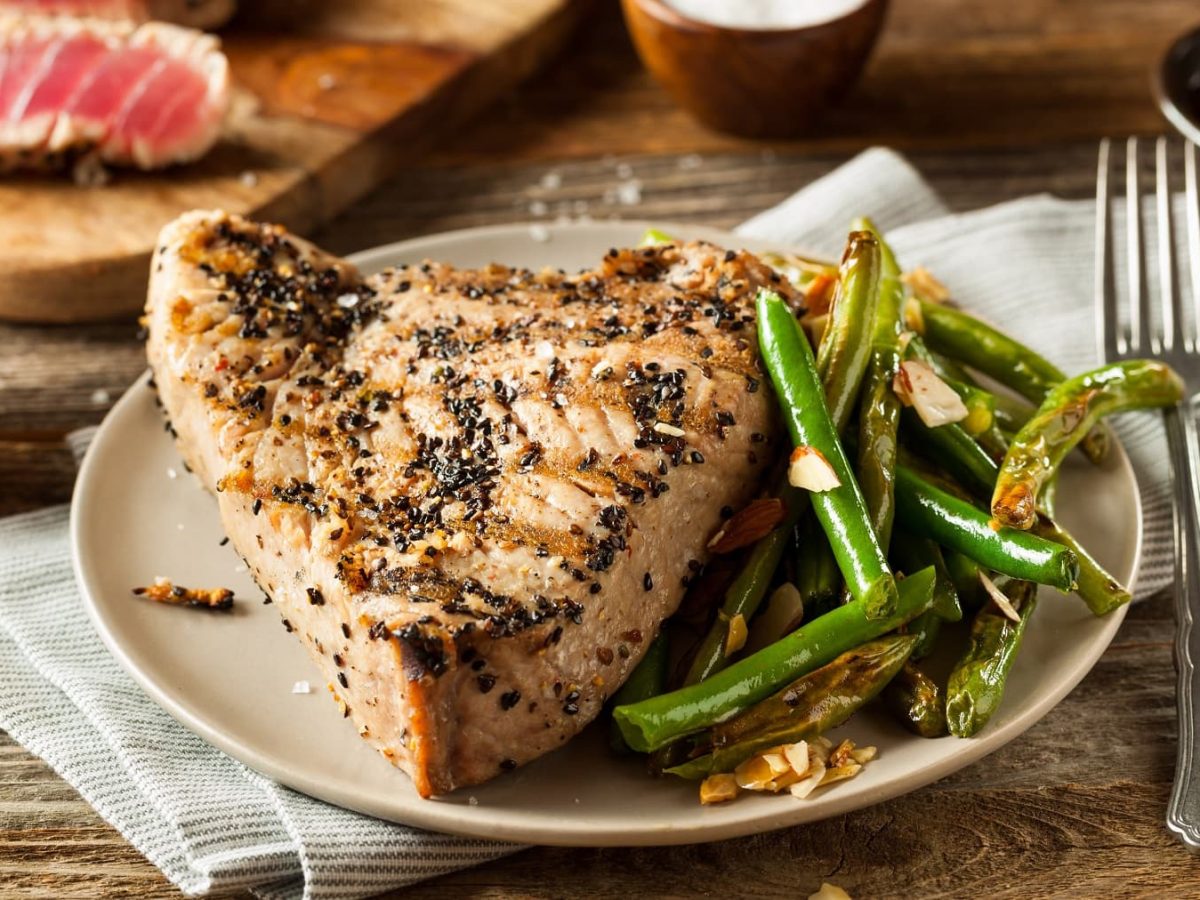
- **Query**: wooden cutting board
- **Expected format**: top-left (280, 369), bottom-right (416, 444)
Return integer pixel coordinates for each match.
top-left (0, 0), bottom-right (585, 323)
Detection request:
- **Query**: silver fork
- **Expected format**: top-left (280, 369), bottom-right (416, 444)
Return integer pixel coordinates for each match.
top-left (1096, 135), bottom-right (1200, 849)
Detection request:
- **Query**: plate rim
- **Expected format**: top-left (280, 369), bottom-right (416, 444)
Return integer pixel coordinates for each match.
top-left (71, 219), bottom-right (1140, 846)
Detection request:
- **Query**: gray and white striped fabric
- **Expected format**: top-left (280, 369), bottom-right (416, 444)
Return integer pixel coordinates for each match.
top-left (0, 149), bottom-right (1175, 900)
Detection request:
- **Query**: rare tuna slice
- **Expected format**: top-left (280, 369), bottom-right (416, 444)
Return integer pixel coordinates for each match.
top-left (145, 211), bottom-right (786, 797)
top-left (0, 15), bottom-right (228, 172)
top-left (0, 0), bottom-right (237, 29)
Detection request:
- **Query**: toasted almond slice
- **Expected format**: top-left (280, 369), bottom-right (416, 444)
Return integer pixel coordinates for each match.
top-left (789, 760), bottom-right (827, 799)
top-left (829, 738), bottom-right (856, 768)
top-left (819, 763), bottom-right (863, 786)
top-left (902, 266), bottom-right (951, 303)
top-left (808, 882), bottom-right (853, 900)
top-left (762, 752), bottom-right (791, 776)
top-left (766, 769), bottom-right (804, 792)
top-left (700, 773), bottom-right (740, 805)
top-left (893, 359), bottom-right (969, 428)
top-left (850, 746), bottom-right (878, 765)
top-left (811, 735), bottom-right (834, 755)
top-left (903, 295), bottom-right (924, 333)
top-left (725, 613), bottom-right (748, 656)
top-left (734, 754), bottom-right (780, 790)
top-left (783, 740), bottom-right (811, 777)
top-left (707, 497), bottom-right (787, 554)
top-left (788, 446), bottom-right (841, 492)
top-left (980, 571), bottom-right (1022, 623)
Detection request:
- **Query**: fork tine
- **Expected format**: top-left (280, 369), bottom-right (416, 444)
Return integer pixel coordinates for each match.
top-left (1096, 138), bottom-right (1121, 360)
top-left (1187, 140), bottom-right (1200, 354)
top-left (1126, 137), bottom-right (1153, 354)
top-left (1157, 137), bottom-right (1182, 353)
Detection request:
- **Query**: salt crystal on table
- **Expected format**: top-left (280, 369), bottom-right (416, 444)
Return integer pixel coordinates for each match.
top-left (90, 389), bottom-right (110, 406)
top-left (292, 681), bottom-right (311, 694)
top-left (679, 153), bottom-right (703, 170)
top-left (235, 563), bottom-right (248, 573)
top-left (176, 523), bottom-right (185, 531)
top-left (529, 224), bottom-right (550, 242)
top-left (616, 180), bottom-right (642, 206)
top-left (615, 162), bottom-right (633, 179)
top-left (166, 467), bottom-right (178, 479)
top-left (238, 170), bottom-right (258, 188)
top-left (540, 171), bottom-right (562, 190)
top-left (529, 200), bottom-right (548, 216)
top-left (468, 796), bottom-right (479, 806)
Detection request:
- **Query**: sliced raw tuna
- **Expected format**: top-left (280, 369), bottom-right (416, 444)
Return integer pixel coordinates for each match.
top-left (0, 15), bottom-right (228, 172)
top-left (0, 1), bottom-right (236, 30)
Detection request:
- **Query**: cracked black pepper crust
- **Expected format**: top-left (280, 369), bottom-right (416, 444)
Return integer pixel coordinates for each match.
top-left (164, 216), bottom-right (794, 679)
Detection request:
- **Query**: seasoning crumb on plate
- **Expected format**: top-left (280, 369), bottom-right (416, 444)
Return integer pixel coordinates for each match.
top-left (132, 577), bottom-right (234, 611)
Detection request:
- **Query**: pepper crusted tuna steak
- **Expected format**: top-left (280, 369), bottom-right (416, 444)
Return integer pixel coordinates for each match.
top-left (145, 211), bottom-right (789, 796)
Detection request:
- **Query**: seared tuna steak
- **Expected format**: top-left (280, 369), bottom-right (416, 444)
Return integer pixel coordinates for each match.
top-left (145, 212), bottom-right (788, 796)
top-left (0, 15), bottom-right (227, 171)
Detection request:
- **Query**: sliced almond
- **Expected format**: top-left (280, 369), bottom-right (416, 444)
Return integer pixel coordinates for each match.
top-left (700, 773), bottom-right (740, 805)
top-left (902, 295), bottom-right (924, 333)
top-left (725, 613), bottom-right (748, 657)
top-left (819, 763), bottom-right (863, 787)
top-left (789, 759), bottom-right (827, 799)
top-left (735, 754), bottom-right (782, 790)
top-left (850, 746), bottom-right (878, 765)
top-left (980, 571), bottom-right (1022, 622)
top-left (902, 266), bottom-right (951, 303)
top-left (788, 446), bottom-right (841, 492)
top-left (829, 738), bottom-right (856, 769)
top-left (892, 359), bottom-right (969, 428)
top-left (707, 497), bottom-right (787, 554)
top-left (783, 740), bottom-right (811, 777)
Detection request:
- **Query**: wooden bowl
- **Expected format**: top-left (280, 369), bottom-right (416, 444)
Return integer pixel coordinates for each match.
top-left (621, 0), bottom-right (887, 138)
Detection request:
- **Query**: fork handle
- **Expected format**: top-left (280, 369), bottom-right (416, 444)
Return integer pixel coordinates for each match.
top-left (1166, 401), bottom-right (1200, 849)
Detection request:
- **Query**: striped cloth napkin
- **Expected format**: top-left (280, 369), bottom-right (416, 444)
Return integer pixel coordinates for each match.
top-left (0, 148), bottom-right (1173, 900)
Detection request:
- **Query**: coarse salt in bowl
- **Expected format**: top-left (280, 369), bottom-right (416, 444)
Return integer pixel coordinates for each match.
top-left (622, 0), bottom-right (888, 137)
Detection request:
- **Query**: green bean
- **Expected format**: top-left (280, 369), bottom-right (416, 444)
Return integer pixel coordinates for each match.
top-left (758, 289), bottom-right (898, 619)
top-left (611, 567), bottom-right (936, 752)
top-left (890, 531), bottom-right (963, 624)
top-left (816, 232), bottom-right (881, 433)
top-left (609, 633), bottom-right (669, 753)
top-left (943, 550), bottom-right (988, 613)
top-left (683, 491), bottom-right (806, 686)
top-left (854, 218), bottom-right (904, 546)
top-left (893, 464), bottom-right (1078, 591)
top-left (946, 578), bottom-right (1038, 737)
top-left (910, 298), bottom-right (1109, 462)
top-left (1032, 514), bottom-right (1131, 615)
top-left (991, 391), bottom-right (1035, 434)
top-left (794, 513), bottom-right (841, 619)
top-left (992, 360), bottom-right (1183, 530)
top-left (883, 661), bottom-right (948, 738)
top-left (901, 408), bottom-right (1000, 498)
top-left (666, 635), bottom-right (918, 778)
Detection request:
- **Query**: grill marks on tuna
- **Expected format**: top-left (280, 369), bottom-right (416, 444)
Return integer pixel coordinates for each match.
top-left (0, 15), bottom-right (228, 171)
top-left (146, 211), bottom-right (789, 795)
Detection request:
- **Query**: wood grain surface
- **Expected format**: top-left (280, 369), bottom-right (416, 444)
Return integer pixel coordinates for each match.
top-left (4, 0), bottom-right (1200, 896)
top-left (0, 0), bottom-right (585, 323)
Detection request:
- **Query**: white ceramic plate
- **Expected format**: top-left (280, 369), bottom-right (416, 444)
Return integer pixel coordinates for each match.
top-left (72, 221), bottom-right (1139, 846)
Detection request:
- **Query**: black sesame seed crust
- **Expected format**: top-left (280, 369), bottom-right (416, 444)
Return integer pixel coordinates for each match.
top-left (147, 212), bottom-right (788, 796)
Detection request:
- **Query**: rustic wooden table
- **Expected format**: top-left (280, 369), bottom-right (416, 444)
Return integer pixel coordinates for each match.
top-left (4, 1), bottom-right (1200, 896)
